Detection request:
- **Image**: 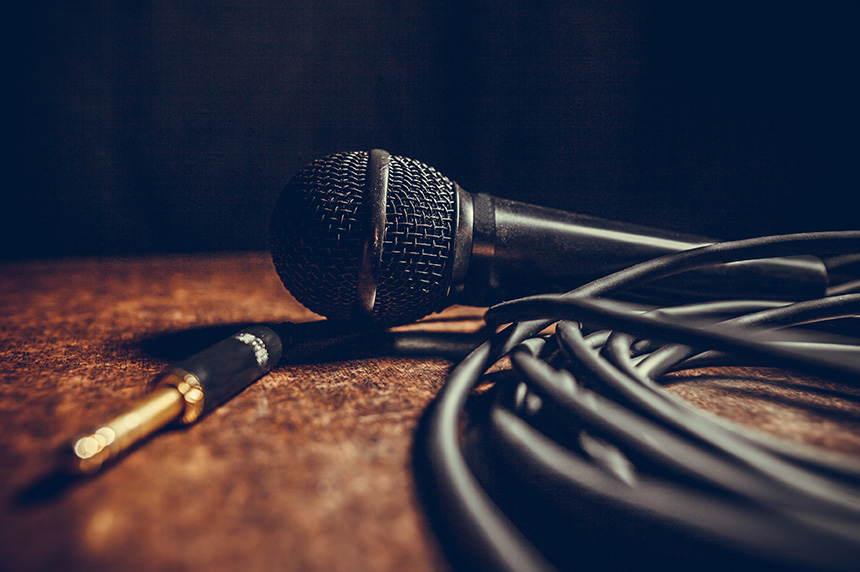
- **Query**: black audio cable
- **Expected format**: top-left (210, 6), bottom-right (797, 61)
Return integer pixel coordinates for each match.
top-left (59, 148), bottom-right (860, 571)
top-left (416, 231), bottom-right (860, 572)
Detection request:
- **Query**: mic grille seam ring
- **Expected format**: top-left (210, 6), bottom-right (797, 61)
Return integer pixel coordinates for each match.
top-left (354, 149), bottom-right (391, 318)
top-left (270, 150), bottom-right (457, 326)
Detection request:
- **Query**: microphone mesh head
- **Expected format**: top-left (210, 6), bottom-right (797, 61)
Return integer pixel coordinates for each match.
top-left (270, 151), bottom-right (456, 326)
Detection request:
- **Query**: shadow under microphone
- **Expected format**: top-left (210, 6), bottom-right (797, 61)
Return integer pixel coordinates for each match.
top-left (270, 149), bottom-right (827, 327)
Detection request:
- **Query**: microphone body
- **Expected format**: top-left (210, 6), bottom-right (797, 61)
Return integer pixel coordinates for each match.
top-left (452, 189), bottom-right (827, 306)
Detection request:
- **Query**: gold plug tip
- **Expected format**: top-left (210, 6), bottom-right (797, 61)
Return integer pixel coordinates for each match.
top-left (63, 385), bottom-right (187, 476)
top-left (67, 428), bottom-right (117, 474)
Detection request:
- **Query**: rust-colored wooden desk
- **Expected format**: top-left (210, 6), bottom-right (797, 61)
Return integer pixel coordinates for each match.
top-left (1, 253), bottom-right (858, 571)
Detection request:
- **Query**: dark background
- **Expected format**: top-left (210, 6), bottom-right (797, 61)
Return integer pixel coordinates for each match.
top-left (6, 1), bottom-right (857, 261)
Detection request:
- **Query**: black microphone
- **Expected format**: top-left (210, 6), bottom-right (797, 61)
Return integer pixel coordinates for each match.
top-left (270, 149), bottom-right (827, 326)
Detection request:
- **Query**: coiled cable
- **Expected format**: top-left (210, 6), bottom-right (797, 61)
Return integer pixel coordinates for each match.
top-left (416, 232), bottom-right (860, 572)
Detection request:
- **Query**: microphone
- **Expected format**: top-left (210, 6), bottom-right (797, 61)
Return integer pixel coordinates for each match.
top-left (270, 149), bottom-right (827, 326)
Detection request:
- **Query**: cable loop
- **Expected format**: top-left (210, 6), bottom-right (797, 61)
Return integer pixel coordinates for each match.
top-left (418, 231), bottom-right (860, 572)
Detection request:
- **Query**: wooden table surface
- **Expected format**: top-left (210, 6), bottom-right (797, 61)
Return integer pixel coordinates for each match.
top-left (1, 253), bottom-right (858, 571)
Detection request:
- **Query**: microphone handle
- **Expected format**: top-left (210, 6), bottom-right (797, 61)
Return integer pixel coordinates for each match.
top-left (452, 191), bottom-right (829, 306)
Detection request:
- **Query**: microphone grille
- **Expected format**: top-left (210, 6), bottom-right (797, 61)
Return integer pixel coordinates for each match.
top-left (270, 151), bottom-right (457, 325)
